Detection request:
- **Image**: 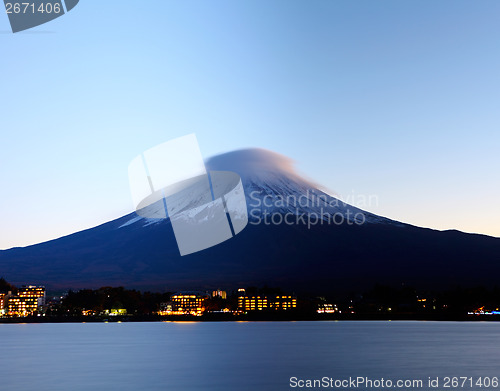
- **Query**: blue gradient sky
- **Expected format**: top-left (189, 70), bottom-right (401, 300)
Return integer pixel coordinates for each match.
top-left (0, 0), bottom-right (499, 249)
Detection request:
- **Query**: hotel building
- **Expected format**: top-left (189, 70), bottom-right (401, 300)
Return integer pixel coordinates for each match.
top-left (7, 286), bottom-right (46, 317)
top-left (161, 292), bottom-right (209, 316)
top-left (238, 293), bottom-right (297, 312)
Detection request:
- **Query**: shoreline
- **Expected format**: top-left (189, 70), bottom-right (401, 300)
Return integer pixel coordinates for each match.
top-left (1, 313), bottom-right (499, 324)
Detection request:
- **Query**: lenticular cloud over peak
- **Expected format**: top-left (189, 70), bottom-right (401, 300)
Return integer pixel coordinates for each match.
top-left (206, 148), bottom-right (308, 181)
top-left (205, 147), bottom-right (333, 198)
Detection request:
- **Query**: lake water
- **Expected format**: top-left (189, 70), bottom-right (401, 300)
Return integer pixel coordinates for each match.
top-left (1, 321), bottom-right (499, 391)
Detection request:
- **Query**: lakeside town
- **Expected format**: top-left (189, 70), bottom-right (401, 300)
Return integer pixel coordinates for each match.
top-left (1, 278), bottom-right (500, 321)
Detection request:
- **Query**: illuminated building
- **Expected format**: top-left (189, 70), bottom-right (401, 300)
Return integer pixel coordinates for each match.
top-left (19, 286), bottom-right (46, 303)
top-left (317, 303), bottom-right (339, 314)
top-left (0, 293), bottom-right (6, 316)
top-left (7, 285), bottom-right (46, 317)
top-left (8, 297), bottom-right (28, 316)
top-left (212, 290), bottom-right (227, 299)
top-left (158, 302), bottom-right (172, 315)
top-left (160, 292), bottom-right (209, 316)
top-left (102, 308), bottom-right (127, 316)
top-left (238, 293), bottom-right (297, 312)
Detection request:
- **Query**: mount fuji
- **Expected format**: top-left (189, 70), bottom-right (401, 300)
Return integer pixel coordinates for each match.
top-left (0, 149), bottom-right (499, 294)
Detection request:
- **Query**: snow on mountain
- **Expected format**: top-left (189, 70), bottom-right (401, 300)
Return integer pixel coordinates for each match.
top-left (206, 148), bottom-right (395, 225)
top-left (120, 148), bottom-right (400, 229)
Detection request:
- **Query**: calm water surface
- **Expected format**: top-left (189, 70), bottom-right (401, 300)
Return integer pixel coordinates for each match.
top-left (1, 321), bottom-right (499, 391)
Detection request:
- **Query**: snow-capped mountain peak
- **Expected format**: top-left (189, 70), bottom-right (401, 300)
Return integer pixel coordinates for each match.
top-left (206, 148), bottom-right (396, 225)
top-left (121, 148), bottom-right (398, 228)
